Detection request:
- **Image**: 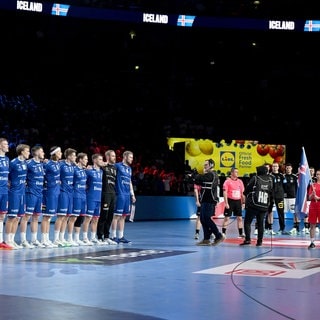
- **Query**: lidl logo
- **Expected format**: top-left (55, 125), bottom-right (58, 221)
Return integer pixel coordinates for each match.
top-left (220, 151), bottom-right (235, 168)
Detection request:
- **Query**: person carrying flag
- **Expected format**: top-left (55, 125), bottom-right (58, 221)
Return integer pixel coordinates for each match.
top-left (307, 169), bottom-right (320, 249)
top-left (300, 166), bottom-right (315, 234)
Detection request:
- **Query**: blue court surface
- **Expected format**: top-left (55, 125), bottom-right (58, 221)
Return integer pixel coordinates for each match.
top-left (0, 218), bottom-right (319, 320)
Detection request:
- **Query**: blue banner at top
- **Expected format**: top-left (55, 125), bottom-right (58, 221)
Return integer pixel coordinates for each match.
top-left (0, 0), bottom-right (319, 32)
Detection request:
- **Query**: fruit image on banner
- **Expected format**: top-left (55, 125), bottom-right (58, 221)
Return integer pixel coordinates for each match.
top-left (167, 138), bottom-right (286, 176)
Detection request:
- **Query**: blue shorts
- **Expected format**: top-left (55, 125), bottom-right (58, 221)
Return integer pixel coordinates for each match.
top-left (43, 191), bottom-right (60, 216)
top-left (7, 192), bottom-right (25, 217)
top-left (25, 193), bottom-right (43, 215)
top-left (57, 191), bottom-right (73, 216)
top-left (114, 194), bottom-right (131, 216)
top-left (86, 199), bottom-right (101, 218)
top-left (0, 193), bottom-right (8, 214)
top-left (72, 197), bottom-right (86, 216)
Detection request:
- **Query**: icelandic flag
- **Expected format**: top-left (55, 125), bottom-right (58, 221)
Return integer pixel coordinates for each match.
top-left (304, 20), bottom-right (320, 32)
top-left (51, 3), bottom-right (70, 16)
top-left (295, 147), bottom-right (312, 216)
top-left (177, 15), bottom-right (196, 27)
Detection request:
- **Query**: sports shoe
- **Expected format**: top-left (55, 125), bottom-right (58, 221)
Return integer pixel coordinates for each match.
top-left (82, 239), bottom-right (94, 246)
top-left (42, 241), bottom-right (58, 248)
top-left (91, 238), bottom-right (105, 245)
top-left (256, 241), bottom-right (262, 247)
top-left (0, 241), bottom-right (14, 250)
top-left (278, 229), bottom-right (289, 235)
top-left (254, 229), bottom-right (258, 235)
top-left (98, 239), bottom-right (109, 245)
top-left (240, 240), bottom-right (251, 246)
top-left (238, 234), bottom-right (245, 238)
top-left (21, 240), bottom-right (35, 249)
top-left (111, 237), bottom-right (120, 244)
top-left (118, 237), bottom-right (131, 244)
top-left (53, 239), bottom-right (65, 247)
top-left (61, 240), bottom-right (73, 247)
top-left (212, 234), bottom-right (226, 246)
top-left (301, 227), bottom-right (306, 233)
top-left (210, 234), bottom-right (215, 241)
top-left (289, 228), bottom-right (297, 235)
top-left (194, 233), bottom-right (199, 240)
top-left (9, 241), bottom-right (23, 249)
top-left (6, 241), bottom-right (19, 250)
top-left (76, 239), bottom-right (87, 246)
top-left (196, 239), bottom-right (211, 246)
top-left (104, 238), bottom-right (118, 245)
top-left (316, 227), bottom-right (319, 233)
top-left (305, 228), bottom-right (310, 234)
top-left (32, 240), bottom-right (46, 248)
top-left (308, 242), bottom-right (316, 249)
top-left (69, 240), bottom-right (80, 247)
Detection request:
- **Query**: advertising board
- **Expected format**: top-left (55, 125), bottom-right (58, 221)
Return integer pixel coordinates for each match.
top-left (167, 138), bottom-right (286, 176)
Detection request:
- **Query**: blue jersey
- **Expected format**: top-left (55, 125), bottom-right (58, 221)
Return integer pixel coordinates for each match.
top-left (115, 162), bottom-right (132, 196)
top-left (43, 160), bottom-right (60, 215)
top-left (73, 165), bottom-right (87, 199)
top-left (43, 160), bottom-right (61, 190)
top-left (9, 157), bottom-right (28, 195)
top-left (0, 155), bottom-right (9, 195)
top-left (26, 158), bottom-right (44, 197)
top-left (59, 160), bottom-right (75, 194)
top-left (86, 167), bottom-right (103, 201)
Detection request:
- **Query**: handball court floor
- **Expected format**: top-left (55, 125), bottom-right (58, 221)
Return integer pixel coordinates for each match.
top-left (0, 217), bottom-right (319, 320)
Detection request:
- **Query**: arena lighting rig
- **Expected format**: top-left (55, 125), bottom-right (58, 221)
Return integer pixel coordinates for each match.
top-left (1, 0), bottom-right (320, 32)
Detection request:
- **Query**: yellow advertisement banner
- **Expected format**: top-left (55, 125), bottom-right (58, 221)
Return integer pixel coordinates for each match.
top-left (167, 138), bottom-right (286, 177)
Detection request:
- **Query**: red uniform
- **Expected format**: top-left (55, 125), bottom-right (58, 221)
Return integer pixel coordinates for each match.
top-left (307, 182), bottom-right (320, 224)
